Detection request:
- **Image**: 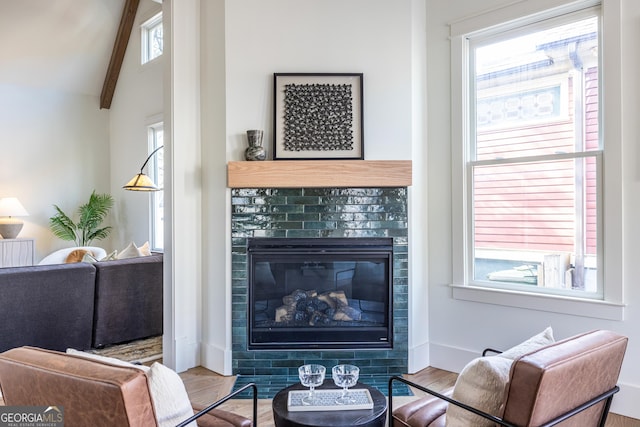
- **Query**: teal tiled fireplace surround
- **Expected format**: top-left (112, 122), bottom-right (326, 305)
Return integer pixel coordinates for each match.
top-left (231, 187), bottom-right (409, 398)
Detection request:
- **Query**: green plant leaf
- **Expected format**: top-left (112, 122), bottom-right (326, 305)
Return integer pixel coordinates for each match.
top-left (49, 191), bottom-right (114, 246)
top-left (49, 205), bottom-right (79, 245)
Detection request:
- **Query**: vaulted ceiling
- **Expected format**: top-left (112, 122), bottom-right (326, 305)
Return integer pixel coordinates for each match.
top-left (0, 0), bottom-right (141, 108)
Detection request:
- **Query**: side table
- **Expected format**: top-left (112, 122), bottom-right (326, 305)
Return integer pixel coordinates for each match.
top-left (0, 238), bottom-right (34, 267)
top-left (272, 382), bottom-right (387, 427)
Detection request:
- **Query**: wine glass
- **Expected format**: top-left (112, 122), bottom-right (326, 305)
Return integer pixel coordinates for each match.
top-left (332, 364), bottom-right (359, 405)
top-left (298, 364), bottom-right (326, 405)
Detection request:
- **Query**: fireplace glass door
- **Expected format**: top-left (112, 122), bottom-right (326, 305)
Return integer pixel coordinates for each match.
top-left (247, 238), bottom-right (393, 350)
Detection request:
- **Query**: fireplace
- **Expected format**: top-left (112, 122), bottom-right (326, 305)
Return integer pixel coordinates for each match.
top-left (247, 237), bottom-right (393, 350)
top-left (231, 187), bottom-right (408, 397)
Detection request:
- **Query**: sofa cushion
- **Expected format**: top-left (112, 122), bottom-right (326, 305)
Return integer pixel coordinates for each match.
top-left (92, 253), bottom-right (163, 347)
top-left (0, 263), bottom-right (96, 352)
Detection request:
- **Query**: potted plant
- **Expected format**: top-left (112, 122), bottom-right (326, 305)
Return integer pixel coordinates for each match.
top-left (49, 191), bottom-right (114, 246)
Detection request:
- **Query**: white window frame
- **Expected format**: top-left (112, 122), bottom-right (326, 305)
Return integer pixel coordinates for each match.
top-left (449, 0), bottom-right (624, 320)
top-left (141, 12), bottom-right (163, 64)
top-left (148, 121), bottom-right (164, 251)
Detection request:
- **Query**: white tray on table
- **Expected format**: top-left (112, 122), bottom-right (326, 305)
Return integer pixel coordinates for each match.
top-left (287, 388), bottom-right (374, 411)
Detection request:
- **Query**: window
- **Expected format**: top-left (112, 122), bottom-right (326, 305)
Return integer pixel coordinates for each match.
top-left (469, 10), bottom-right (600, 297)
top-left (450, 0), bottom-right (624, 319)
top-left (141, 12), bottom-right (163, 64)
top-left (149, 122), bottom-right (164, 251)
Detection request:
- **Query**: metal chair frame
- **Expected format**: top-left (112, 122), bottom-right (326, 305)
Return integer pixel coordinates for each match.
top-left (176, 382), bottom-right (258, 427)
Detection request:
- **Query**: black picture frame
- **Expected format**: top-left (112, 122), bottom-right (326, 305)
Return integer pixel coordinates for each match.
top-left (273, 73), bottom-right (364, 160)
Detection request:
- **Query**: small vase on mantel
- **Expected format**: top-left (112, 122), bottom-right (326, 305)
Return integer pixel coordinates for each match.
top-left (245, 129), bottom-right (266, 161)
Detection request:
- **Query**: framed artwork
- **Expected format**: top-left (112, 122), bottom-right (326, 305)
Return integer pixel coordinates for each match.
top-left (273, 73), bottom-right (364, 160)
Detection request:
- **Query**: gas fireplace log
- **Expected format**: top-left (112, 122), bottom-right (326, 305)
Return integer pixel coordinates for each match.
top-left (275, 289), bottom-right (362, 325)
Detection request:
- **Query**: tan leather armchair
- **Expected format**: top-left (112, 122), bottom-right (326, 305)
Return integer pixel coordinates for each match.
top-left (0, 346), bottom-right (256, 427)
top-left (389, 330), bottom-right (627, 427)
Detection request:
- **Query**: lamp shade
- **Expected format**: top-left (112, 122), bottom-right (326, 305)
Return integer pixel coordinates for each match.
top-left (123, 173), bottom-right (161, 191)
top-left (123, 145), bottom-right (163, 192)
top-left (0, 198), bottom-right (29, 217)
top-left (0, 197), bottom-right (29, 239)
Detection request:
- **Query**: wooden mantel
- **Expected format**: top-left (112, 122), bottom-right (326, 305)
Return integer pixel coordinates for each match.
top-left (227, 160), bottom-right (412, 188)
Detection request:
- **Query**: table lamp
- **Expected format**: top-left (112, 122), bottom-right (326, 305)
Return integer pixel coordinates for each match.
top-left (0, 197), bottom-right (29, 239)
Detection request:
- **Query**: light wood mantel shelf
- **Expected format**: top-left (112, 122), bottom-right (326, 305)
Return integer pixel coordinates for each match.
top-left (227, 160), bottom-right (412, 188)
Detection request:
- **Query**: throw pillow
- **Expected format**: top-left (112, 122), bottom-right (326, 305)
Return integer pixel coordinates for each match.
top-left (65, 249), bottom-right (91, 263)
top-left (65, 348), bottom-right (149, 372)
top-left (139, 241), bottom-right (151, 256)
top-left (498, 327), bottom-right (554, 360)
top-left (100, 250), bottom-right (119, 261)
top-left (118, 242), bottom-right (143, 259)
top-left (445, 356), bottom-right (513, 427)
top-left (147, 362), bottom-right (196, 427)
top-left (82, 253), bottom-right (99, 263)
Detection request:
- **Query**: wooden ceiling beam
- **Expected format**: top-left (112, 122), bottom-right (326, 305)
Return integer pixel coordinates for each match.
top-left (100, 0), bottom-right (140, 109)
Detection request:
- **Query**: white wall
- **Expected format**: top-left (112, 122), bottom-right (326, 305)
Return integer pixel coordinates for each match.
top-left (0, 84), bottom-right (110, 261)
top-left (162, 0), bottom-right (640, 419)
top-left (110, 0), bottom-right (163, 252)
top-left (196, 0), bottom-right (426, 374)
top-left (426, 0), bottom-right (640, 419)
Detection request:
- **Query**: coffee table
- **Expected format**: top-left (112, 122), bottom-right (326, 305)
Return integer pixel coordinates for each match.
top-left (272, 381), bottom-right (387, 427)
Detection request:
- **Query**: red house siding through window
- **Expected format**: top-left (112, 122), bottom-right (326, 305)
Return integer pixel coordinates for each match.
top-left (474, 69), bottom-right (598, 256)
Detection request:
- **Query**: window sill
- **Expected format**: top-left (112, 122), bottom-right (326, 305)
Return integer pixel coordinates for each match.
top-left (451, 284), bottom-right (624, 321)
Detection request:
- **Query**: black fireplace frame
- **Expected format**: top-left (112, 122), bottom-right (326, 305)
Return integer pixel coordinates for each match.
top-left (246, 237), bottom-right (394, 350)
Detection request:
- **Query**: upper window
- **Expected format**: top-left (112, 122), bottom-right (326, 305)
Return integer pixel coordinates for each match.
top-left (460, 7), bottom-right (603, 299)
top-left (148, 122), bottom-right (164, 251)
top-left (141, 12), bottom-right (163, 64)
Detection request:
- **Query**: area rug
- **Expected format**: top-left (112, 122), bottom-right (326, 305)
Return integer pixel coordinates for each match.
top-left (88, 335), bottom-right (162, 365)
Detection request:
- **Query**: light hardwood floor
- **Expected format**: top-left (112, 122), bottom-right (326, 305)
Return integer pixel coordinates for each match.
top-left (179, 366), bottom-right (640, 427)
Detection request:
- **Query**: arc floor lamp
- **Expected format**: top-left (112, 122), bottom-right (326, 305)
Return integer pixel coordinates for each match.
top-left (123, 146), bottom-right (163, 191)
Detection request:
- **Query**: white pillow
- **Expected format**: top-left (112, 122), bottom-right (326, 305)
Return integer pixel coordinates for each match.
top-left (82, 252), bottom-right (99, 263)
top-left (117, 242), bottom-right (152, 259)
top-left (117, 242), bottom-right (143, 259)
top-left (139, 241), bottom-right (152, 256)
top-left (66, 348), bottom-right (149, 372)
top-left (445, 356), bottom-right (513, 427)
top-left (100, 250), bottom-right (119, 261)
top-left (498, 327), bottom-right (554, 360)
top-left (147, 362), bottom-right (196, 427)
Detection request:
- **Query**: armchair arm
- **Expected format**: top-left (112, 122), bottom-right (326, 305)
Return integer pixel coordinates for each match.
top-left (388, 376), bottom-right (619, 427)
top-left (175, 382), bottom-right (258, 427)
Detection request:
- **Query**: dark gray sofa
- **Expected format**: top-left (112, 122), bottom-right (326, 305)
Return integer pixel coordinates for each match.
top-left (0, 253), bottom-right (163, 352)
top-left (0, 262), bottom-right (96, 352)
top-left (92, 253), bottom-right (163, 348)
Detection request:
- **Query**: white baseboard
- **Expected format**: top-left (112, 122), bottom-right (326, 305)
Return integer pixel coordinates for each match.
top-left (429, 342), bottom-right (640, 421)
top-left (428, 342), bottom-right (477, 373)
top-left (408, 341), bottom-right (430, 373)
top-left (201, 341), bottom-right (232, 375)
top-left (174, 336), bottom-right (200, 373)
top-left (611, 382), bottom-right (640, 420)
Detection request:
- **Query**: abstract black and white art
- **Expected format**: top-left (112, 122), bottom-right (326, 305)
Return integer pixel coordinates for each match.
top-left (274, 73), bottom-right (363, 160)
